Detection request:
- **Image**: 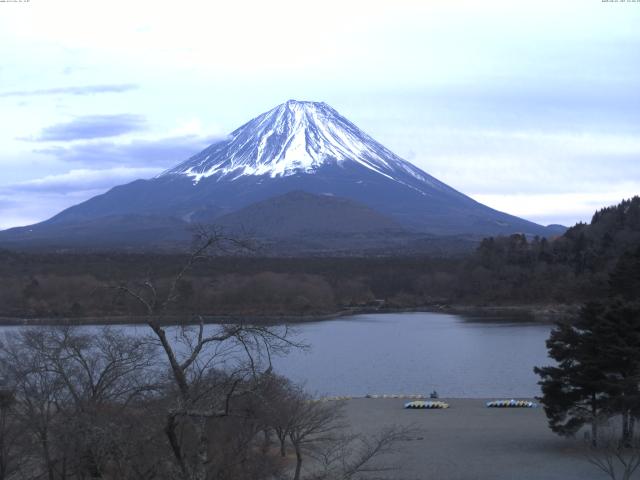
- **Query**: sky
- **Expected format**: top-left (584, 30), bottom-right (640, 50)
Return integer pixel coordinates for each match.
top-left (0, 0), bottom-right (638, 229)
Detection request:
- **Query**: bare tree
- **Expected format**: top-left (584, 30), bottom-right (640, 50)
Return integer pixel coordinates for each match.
top-left (288, 398), bottom-right (346, 480)
top-left (115, 226), bottom-right (303, 480)
top-left (585, 420), bottom-right (640, 480)
top-left (0, 327), bottom-right (160, 480)
top-left (0, 330), bottom-right (71, 480)
top-left (258, 374), bottom-right (413, 480)
top-left (309, 425), bottom-right (414, 480)
top-left (256, 373), bottom-right (305, 458)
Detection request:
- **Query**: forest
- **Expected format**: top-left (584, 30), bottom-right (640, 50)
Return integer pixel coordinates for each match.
top-left (0, 197), bottom-right (638, 322)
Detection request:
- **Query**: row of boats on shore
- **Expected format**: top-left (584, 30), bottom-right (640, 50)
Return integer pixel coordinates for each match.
top-left (404, 399), bottom-right (538, 409)
top-left (314, 395), bottom-right (539, 409)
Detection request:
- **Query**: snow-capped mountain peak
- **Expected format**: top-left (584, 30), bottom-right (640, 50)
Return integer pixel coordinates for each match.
top-left (0, 99), bottom-right (557, 249)
top-left (161, 100), bottom-right (437, 189)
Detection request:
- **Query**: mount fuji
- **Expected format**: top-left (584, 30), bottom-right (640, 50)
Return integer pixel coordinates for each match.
top-left (0, 100), bottom-right (562, 252)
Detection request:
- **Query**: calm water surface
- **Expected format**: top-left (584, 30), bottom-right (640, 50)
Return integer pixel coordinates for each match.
top-left (271, 312), bottom-right (553, 398)
top-left (2, 312), bottom-right (553, 398)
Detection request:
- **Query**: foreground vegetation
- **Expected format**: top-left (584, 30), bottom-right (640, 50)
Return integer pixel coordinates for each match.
top-left (0, 234), bottom-right (409, 480)
top-left (0, 326), bottom-right (411, 480)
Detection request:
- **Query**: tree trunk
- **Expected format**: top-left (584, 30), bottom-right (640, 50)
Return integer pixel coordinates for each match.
top-left (60, 454), bottom-right (67, 480)
top-left (277, 430), bottom-right (286, 457)
top-left (0, 415), bottom-right (6, 480)
top-left (293, 443), bottom-right (302, 480)
top-left (150, 325), bottom-right (190, 397)
top-left (40, 430), bottom-right (55, 480)
top-left (164, 413), bottom-right (187, 477)
top-left (591, 394), bottom-right (598, 448)
top-left (193, 417), bottom-right (209, 480)
top-left (622, 409), bottom-right (630, 446)
top-left (590, 422), bottom-right (598, 448)
top-left (262, 429), bottom-right (271, 454)
top-left (83, 448), bottom-right (103, 479)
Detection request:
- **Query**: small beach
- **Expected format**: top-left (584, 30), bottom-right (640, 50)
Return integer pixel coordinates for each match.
top-left (343, 398), bottom-right (604, 480)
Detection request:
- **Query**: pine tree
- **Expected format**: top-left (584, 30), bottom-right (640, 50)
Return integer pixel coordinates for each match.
top-left (534, 302), bottom-right (611, 446)
top-left (597, 301), bottom-right (640, 446)
top-left (535, 299), bottom-right (640, 446)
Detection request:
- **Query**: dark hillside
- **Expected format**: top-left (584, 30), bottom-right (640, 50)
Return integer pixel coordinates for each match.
top-left (459, 196), bottom-right (640, 303)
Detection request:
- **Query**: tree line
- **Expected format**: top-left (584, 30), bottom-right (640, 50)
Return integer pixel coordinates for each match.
top-left (0, 196), bottom-right (638, 321)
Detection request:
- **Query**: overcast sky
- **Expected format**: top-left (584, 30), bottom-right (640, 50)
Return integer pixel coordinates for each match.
top-left (1, 0), bottom-right (638, 229)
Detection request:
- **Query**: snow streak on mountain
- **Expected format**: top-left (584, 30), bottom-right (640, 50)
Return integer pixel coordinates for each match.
top-left (161, 99), bottom-right (453, 195)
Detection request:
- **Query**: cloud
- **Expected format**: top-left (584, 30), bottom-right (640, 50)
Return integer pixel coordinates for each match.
top-left (10, 167), bottom-right (162, 192)
top-left (30, 114), bottom-right (147, 141)
top-left (0, 197), bottom-right (17, 210)
top-left (0, 84), bottom-right (139, 98)
top-left (33, 134), bottom-right (222, 168)
top-left (0, 167), bottom-right (160, 229)
top-left (0, 188), bottom-right (107, 230)
top-left (396, 125), bottom-right (640, 197)
top-left (472, 189), bottom-right (640, 227)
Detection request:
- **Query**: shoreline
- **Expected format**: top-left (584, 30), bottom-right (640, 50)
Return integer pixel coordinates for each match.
top-left (318, 394), bottom-right (539, 402)
top-left (0, 303), bottom-right (579, 326)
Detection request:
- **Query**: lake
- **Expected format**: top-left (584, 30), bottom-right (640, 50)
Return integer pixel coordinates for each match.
top-left (271, 312), bottom-right (553, 398)
top-left (1, 312), bottom-right (553, 398)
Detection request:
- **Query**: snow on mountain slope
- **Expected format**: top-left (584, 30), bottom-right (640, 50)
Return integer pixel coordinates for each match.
top-left (161, 99), bottom-right (455, 196)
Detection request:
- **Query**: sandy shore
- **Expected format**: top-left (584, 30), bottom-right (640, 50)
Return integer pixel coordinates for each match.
top-left (342, 398), bottom-right (605, 480)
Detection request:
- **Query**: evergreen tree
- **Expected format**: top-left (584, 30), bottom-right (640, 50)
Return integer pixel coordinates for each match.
top-left (534, 302), bottom-right (611, 446)
top-left (597, 301), bottom-right (640, 446)
top-left (535, 299), bottom-right (640, 446)
top-left (609, 246), bottom-right (640, 301)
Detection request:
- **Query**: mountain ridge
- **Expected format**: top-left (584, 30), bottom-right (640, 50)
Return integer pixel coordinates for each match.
top-left (0, 100), bottom-right (564, 252)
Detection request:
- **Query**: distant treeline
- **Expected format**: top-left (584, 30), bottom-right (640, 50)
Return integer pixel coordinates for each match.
top-left (1, 197), bottom-right (638, 320)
